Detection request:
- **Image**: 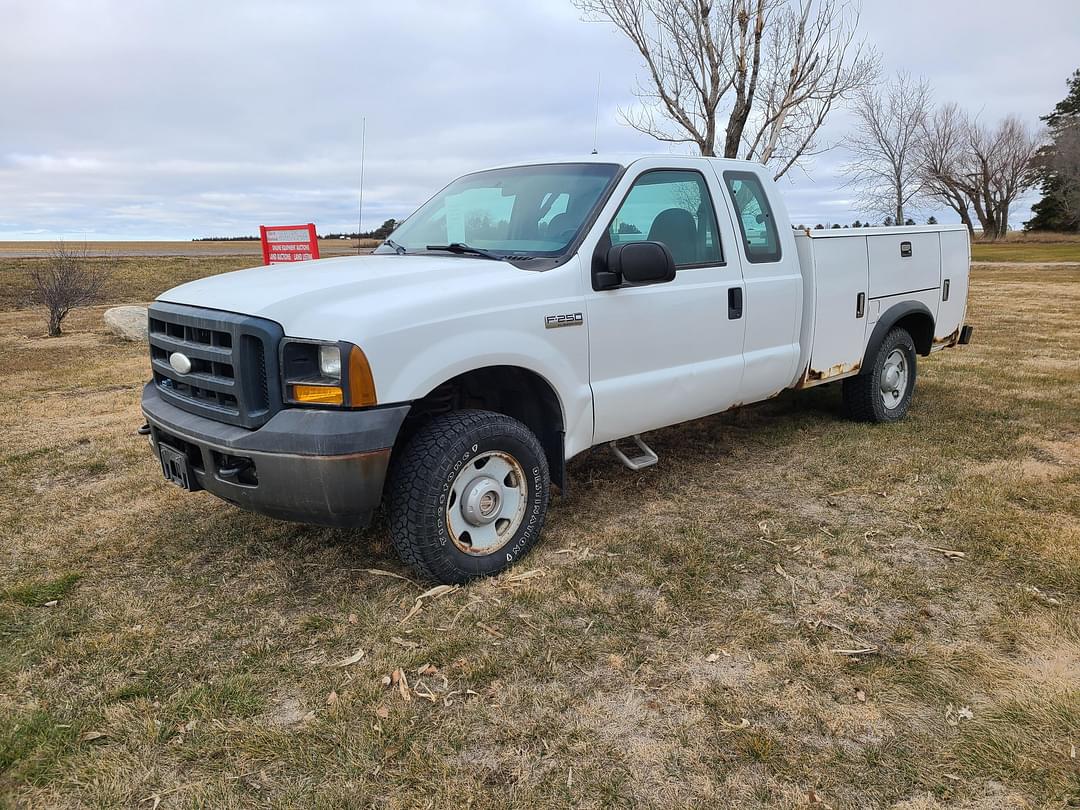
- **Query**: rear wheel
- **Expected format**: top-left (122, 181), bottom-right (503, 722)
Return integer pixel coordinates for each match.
top-left (387, 409), bottom-right (550, 584)
top-left (842, 327), bottom-right (917, 423)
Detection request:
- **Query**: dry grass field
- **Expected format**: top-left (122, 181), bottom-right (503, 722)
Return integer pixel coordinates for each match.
top-left (0, 240), bottom-right (381, 259)
top-left (1, 254), bottom-right (1079, 808)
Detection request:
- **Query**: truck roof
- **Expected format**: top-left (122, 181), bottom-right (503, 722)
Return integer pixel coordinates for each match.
top-left (476, 153), bottom-right (764, 172)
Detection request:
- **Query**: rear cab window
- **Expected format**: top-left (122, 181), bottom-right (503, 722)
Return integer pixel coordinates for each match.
top-left (724, 171), bottom-right (781, 263)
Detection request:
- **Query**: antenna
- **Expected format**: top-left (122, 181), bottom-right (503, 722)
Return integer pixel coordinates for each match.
top-left (357, 116), bottom-right (367, 255)
top-left (591, 72), bottom-right (601, 155)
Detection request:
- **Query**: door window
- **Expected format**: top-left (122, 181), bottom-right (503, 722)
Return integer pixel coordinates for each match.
top-left (608, 170), bottom-right (723, 267)
top-left (724, 171), bottom-right (782, 263)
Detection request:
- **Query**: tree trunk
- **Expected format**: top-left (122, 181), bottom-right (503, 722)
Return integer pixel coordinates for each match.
top-left (47, 311), bottom-right (63, 337)
top-left (959, 209), bottom-right (975, 236)
top-left (996, 202), bottom-right (1010, 239)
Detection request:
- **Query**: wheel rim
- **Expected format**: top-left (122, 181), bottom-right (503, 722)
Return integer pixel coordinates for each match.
top-left (446, 450), bottom-right (528, 555)
top-left (879, 348), bottom-right (909, 410)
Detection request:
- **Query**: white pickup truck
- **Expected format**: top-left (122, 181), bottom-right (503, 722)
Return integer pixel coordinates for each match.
top-left (142, 155), bottom-right (972, 583)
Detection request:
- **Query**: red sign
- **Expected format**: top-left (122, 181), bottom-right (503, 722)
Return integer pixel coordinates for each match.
top-left (259, 223), bottom-right (320, 265)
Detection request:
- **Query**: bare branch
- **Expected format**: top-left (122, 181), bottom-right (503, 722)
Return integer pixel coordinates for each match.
top-left (841, 71), bottom-right (932, 224)
top-left (29, 241), bottom-right (111, 336)
top-left (575, 0), bottom-right (875, 176)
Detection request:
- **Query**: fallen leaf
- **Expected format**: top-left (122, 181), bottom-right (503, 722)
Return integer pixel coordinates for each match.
top-left (331, 648), bottom-right (366, 668)
top-left (397, 670), bottom-right (411, 702)
top-left (390, 669), bottom-right (402, 685)
top-left (326, 691), bottom-right (338, 705)
top-left (719, 718), bottom-right (750, 731)
top-left (477, 621), bottom-right (504, 639)
top-left (43, 600), bottom-right (58, 607)
top-left (363, 568), bottom-right (416, 584)
top-left (500, 568), bottom-right (545, 586)
top-left (928, 546), bottom-right (966, 559)
top-left (80, 730), bottom-right (106, 742)
top-left (391, 636), bottom-right (419, 649)
top-left (401, 584), bottom-right (459, 622)
top-left (380, 674), bottom-right (392, 687)
top-left (856, 689), bottom-right (866, 703)
top-left (705, 653), bottom-right (720, 663)
top-left (945, 703), bottom-right (973, 726)
top-left (417, 663), bottom-right (438, 676)
top-left (375, 706), bottom-right (389, 720)
top-left (347, 613), bottom-right (358, 624)
top-left (1070, 743), bottom-right (1076, 759)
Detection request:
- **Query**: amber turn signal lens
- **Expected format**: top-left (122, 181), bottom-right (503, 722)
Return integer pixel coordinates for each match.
top-left (291, 384), bottom-right (344, 405)
top-left (347, 345), bottom-right (377, 407)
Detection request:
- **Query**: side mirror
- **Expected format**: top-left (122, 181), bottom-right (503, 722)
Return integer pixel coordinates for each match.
top-left (597, 241), bottom-right (677, 289)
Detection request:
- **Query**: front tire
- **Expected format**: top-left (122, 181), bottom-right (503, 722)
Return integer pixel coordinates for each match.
top-left (386, 410), bottom-right (550, 584)
top-left (842, 327), bottom-right (917, 423)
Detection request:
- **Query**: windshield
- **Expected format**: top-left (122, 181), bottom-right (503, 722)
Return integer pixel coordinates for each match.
top-left (375, 163), bottom-right (621, 259)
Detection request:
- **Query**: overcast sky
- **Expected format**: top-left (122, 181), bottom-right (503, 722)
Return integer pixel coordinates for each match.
top-left (1, 0), bottom-right (1077, 240)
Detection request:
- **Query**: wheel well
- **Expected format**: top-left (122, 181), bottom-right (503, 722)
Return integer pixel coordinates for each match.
top-left (893, 312), bottom-right (934, 355)
top-left (396, 366), bottom-right (567, 490)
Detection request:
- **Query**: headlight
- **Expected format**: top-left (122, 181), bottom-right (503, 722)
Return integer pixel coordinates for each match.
top-left (318, 344), bottom-right (342, 378)
top-left (281, 340), bottom-right (377, 408)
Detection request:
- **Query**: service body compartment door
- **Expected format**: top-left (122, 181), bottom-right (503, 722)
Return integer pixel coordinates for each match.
top-left (935, 229), bottom-right (970, 342)
top-left (806, 236), bottom-right (869, 381)
top-left (868, 232), bottom-right (941, 303)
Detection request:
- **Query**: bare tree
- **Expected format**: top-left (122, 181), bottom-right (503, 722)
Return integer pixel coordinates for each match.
top-left (574, 0), bottom-right (877, 179)
top-left (842, 72), bottom-right (932, 225)
top-left (30, 241), bottom-right (109, 336)
top-left (919, 102), bottom-right (976, 234)
top-left (918, 109), bottom-right (1041, 239)
top-left (967, 116), bottom-right (1041, 239)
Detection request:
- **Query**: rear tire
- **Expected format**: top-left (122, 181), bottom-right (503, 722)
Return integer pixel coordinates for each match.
top-left (386, 409), bottom-right (550, 584)
top-left (842, 327), bottom-right (917, 423)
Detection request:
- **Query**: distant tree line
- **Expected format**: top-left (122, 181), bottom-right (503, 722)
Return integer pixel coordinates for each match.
top-left (193, 218), bottom-right (399, 242)
top-left (794, 216), bottom-right (935, 230)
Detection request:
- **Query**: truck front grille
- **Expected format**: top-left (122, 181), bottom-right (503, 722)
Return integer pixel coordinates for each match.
top-left (147, 302), bottom-right (284, 428)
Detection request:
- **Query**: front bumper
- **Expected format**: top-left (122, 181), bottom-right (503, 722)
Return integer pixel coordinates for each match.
top-left (141, 382), bottom-right (410, 528)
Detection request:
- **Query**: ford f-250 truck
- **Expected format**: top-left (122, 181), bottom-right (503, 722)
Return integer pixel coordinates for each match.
top-left (141, 155), bottom-right (972, 584)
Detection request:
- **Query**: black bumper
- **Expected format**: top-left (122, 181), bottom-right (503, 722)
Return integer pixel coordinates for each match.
top-left (141, 382), bottom-right (410, 528)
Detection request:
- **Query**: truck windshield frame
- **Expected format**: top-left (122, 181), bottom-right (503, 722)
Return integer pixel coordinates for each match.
top-left (375, 163), bottom-right (623, 266)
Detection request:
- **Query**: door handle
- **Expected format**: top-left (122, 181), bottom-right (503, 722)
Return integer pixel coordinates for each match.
top-left (942, 279), bottom-right (951, 301)
top-left (856, 292), bottom-right (866, 318)
top-left (728, 287), bottom-right (743, 319)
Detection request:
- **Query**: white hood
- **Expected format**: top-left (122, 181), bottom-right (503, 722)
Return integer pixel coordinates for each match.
top-left (157, 254), bottom-right (531, 340)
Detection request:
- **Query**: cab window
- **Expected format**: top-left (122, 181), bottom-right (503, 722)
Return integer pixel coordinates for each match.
top-left (724, 171), bottom-right (782, 263)
top-left (608, 170), bottom-right (723, 267)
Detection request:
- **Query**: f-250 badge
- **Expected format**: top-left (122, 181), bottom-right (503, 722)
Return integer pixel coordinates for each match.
top-left (544, 312), bottom-right (584, 329)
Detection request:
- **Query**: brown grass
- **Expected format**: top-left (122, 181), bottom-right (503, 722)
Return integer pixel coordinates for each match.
top-left (1, 260), bottom-right (1078, 808)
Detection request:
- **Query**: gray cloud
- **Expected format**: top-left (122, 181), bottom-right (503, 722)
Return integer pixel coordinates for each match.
top-left (1, 0), bottom-right (1077, 238)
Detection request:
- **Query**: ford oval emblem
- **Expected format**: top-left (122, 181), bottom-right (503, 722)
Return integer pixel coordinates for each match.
top-left (169, 351), bottom-right (192, 374)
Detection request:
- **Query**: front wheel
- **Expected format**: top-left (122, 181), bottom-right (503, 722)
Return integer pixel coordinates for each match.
top-left (842, 327), bottom-right (917, 423)
top-left (386, 410), bottom-right (550, 584)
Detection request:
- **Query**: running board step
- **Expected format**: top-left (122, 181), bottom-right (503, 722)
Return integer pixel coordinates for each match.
top-left (608, 435), bottom-right (658, 471)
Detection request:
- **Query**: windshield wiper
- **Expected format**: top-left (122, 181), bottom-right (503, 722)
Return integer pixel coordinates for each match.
top-left (382, 238), bottom-right (407, 254)
top-left (424, 243), bottom-right (505, 261)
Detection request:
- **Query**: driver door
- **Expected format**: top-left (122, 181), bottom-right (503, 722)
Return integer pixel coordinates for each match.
top-left (583, 160), bottom-right (746, 444)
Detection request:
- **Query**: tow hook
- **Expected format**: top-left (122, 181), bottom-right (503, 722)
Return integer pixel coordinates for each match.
top-left (218, 457), bottom-right (254, 480)
top-left (137, 423), bottom-right (152, 436)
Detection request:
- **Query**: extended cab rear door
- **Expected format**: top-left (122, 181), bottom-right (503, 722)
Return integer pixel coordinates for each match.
top-left (581, 157), bottom-right (746, 444)
top-left (713, 166), bottom-right (803, 401)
